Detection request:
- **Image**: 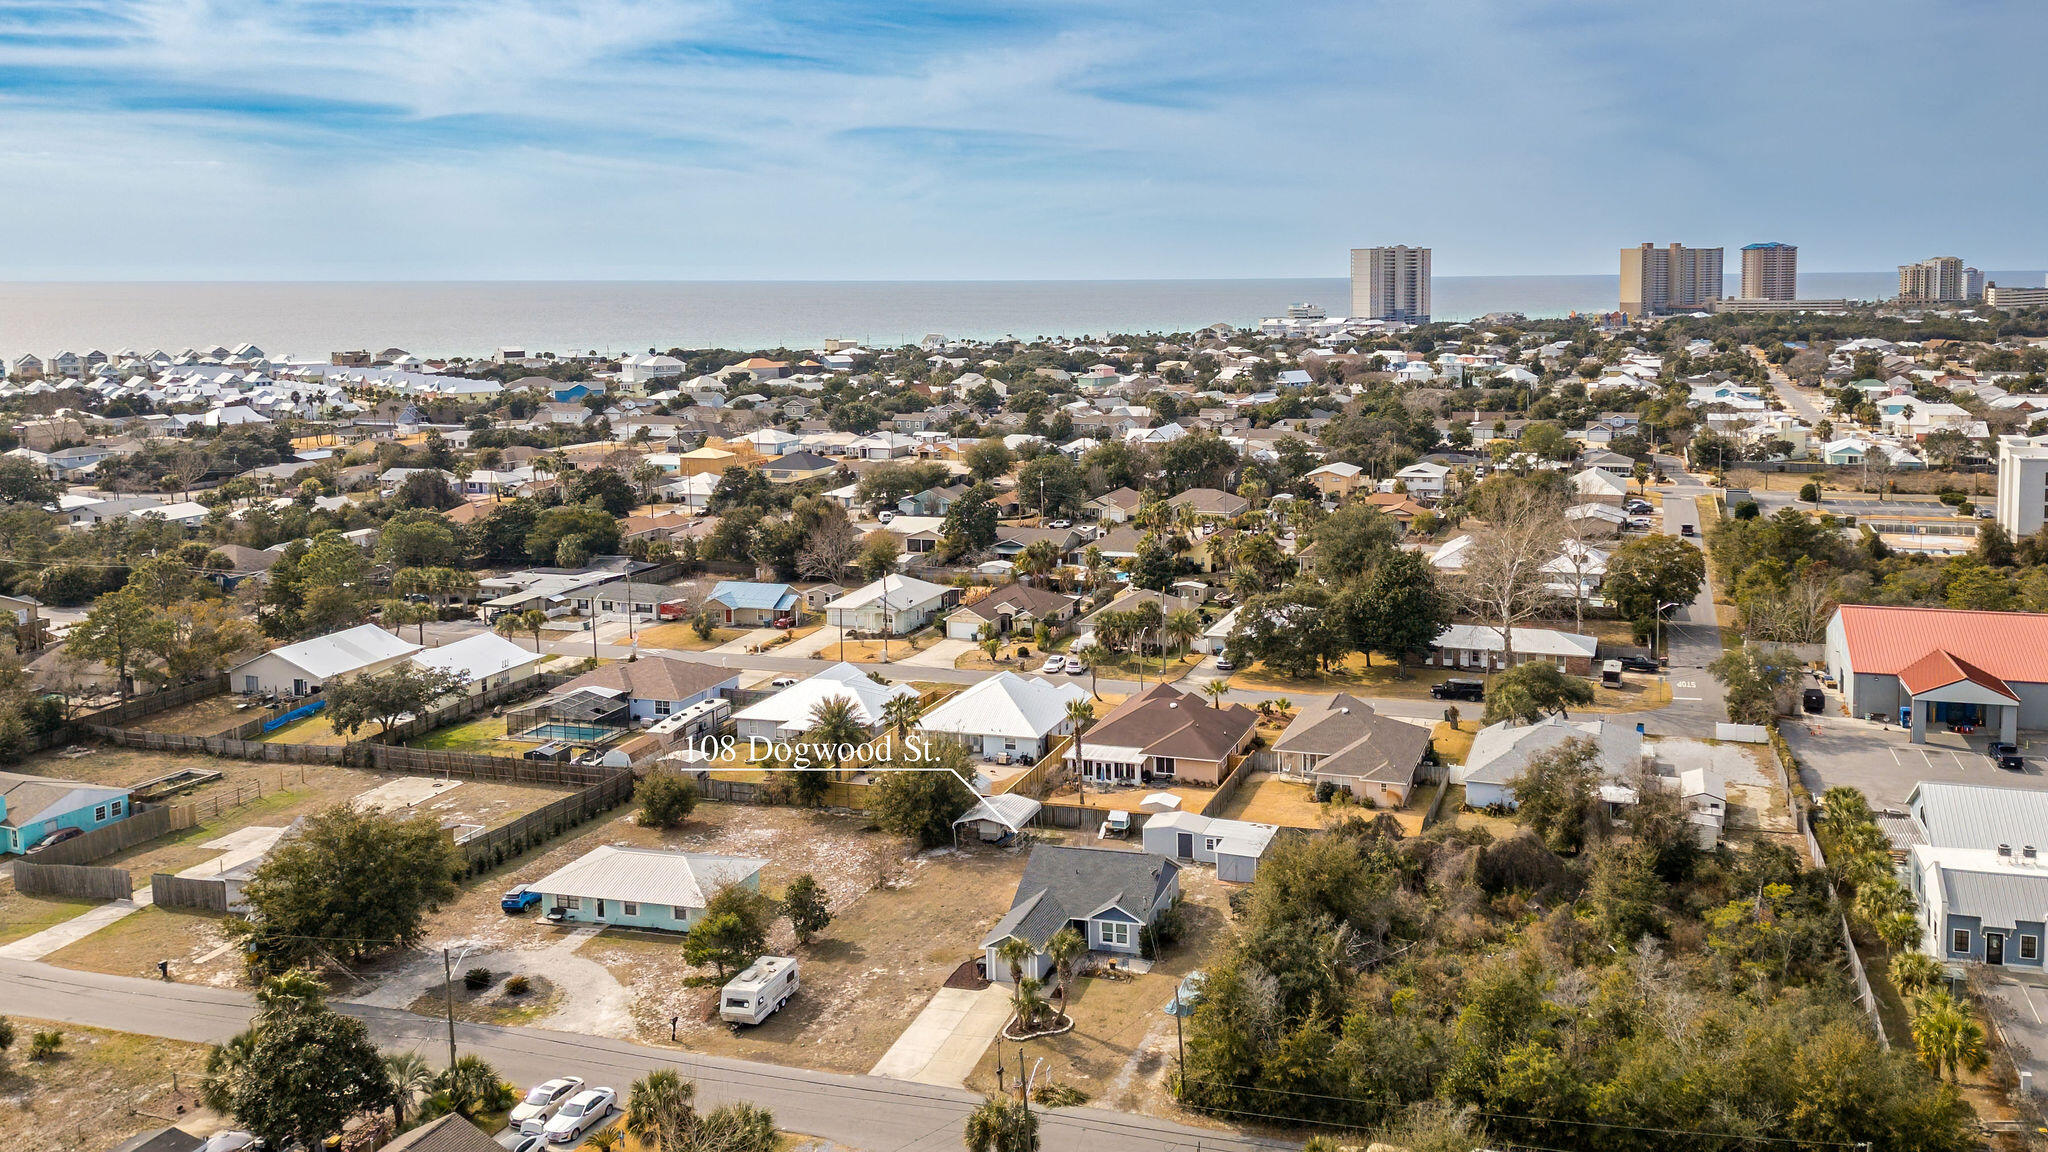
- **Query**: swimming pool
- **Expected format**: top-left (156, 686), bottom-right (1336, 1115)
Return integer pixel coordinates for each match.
top-left (518, 722), bottom-right (622, 743)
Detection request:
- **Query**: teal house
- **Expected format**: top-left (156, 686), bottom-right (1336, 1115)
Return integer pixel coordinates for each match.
top-left (1, 770), bottom-right (135, 855)
top-left (526, 844), bottom-right (765, 930)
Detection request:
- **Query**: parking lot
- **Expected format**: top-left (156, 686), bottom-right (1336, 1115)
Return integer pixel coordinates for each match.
top-left (1782, 711), bottom-right (2048, 810)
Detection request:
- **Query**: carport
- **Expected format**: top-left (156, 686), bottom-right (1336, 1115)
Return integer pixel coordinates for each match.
top-left (1901, 649), bottom-right (2019, 745)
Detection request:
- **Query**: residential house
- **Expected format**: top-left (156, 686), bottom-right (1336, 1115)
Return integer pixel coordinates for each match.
top-left (1065, 682), bottom-right (1257, 787)
top-left (1272, 693), bottom-right (1433, 807)
top-left (544, 657), bottom-right (739, 722)
top-left (1426, 624), bottom-right (1599, 675)
top-left (1087, 487), bottom-right (1144, 523)
top-left (1167, 488), bottom-right (1250, 519)
top-left (0, 771), bottom-right (134, 854)
top-left (1458, 716), bottom-right (1644, 809)
top-left (1305, 461), bottom-right (1365, 499)
top-left (943, 583), bottom-right (1078, 640)
top-left (704, 581), bottom-right (801, 627)
top-left (760, 450), bottom-right (840, 484)
top-left (825, 574), bottom-right (957, 636)
top-left (1140, 811), bottom-right (1278, 883)
top-left (409, 632), bottom-right (542, 695)
top-left (980, 845), bottom-right (1181, 982)
top-left (1394, 461), bottom-right (1451, 500)
top-left (917, 672), bottom-right (1092, 763)
top-left (1903, 782), bottom-right (2048, 967)
top-left (230, 623), bottom-right (422, 697)
top-left (528, 845), bottom-right (765, 929)
top-left (733, 661), bottom-right (919, 743)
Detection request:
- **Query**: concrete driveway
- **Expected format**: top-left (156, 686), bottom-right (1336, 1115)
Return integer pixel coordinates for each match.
top-left (709, 627), bottom-right (782, 655)
top-left (869, 984), bottom-right (1011, 1087)
top-left (893, 637), bottom-right (975, 669)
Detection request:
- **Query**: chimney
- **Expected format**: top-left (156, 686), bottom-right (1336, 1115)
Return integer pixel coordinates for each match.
top-left (2028, 846), bottom-right (2039, 861)
top-left (1999, 844), bottom-right (2013, 857)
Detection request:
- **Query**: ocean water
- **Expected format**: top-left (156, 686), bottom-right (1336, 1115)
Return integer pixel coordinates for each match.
top-left (1, 272), bottom-right (2040, 361)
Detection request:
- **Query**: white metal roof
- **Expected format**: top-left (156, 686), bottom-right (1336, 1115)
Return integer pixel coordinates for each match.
top-left (918, 672), bottom-right (1091, 740)
top-left (733, 661), bottom-right (918, 730)
top-left (529, 845), bottom-right (765, 910)
top-left (411, 632), bottom-right (537, 684)
top-left (252, 624), bottom-right (421, 680)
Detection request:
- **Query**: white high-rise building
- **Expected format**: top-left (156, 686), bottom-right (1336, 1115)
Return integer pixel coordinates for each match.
top-left (1350, 246), bottom-right (1431, 323)
top-left (1995, 435), bottom-right (2048, 538)
top-left (1899, 257), bottom-right (1966, 304)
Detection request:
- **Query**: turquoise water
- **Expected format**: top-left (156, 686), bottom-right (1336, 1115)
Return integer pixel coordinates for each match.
top-left (521, 722), bottom-right (620, 743)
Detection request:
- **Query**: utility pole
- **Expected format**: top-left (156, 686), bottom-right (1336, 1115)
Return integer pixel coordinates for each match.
top-left (1173, 992), bottom-right (1186, 1099)
top-left (442, 948), bottom-right (458, 1071)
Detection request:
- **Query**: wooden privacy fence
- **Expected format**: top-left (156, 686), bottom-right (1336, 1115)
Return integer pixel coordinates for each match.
top-left (350, 744), bottom-right (625, 788)
top-left (86, 725), bottom-right (348, 764)
top-left (150, 872), bottom-right (232, 912)
top-left (78, 676), bottom-right (229, 728)
top-left (12, 860), bottom-right (135, 901)
top-left (1199, 750), bottom-right (1257, 818)
top-left (365, 673), bottom-right (572, 747)
top-left (17, 804), bottom-right (183, 866)
top-left (453, 768), bottom-right (634, 873)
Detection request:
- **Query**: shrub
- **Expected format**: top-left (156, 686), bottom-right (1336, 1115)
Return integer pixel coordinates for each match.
top-left (0, 1016), bottom-right (15, 1053)
top-left (504, 975), bottom-right (531, 996)
top-left (637, 774), bottom-right (699, 830)
top-left (1313, 780), bottom-right (1338, 804)
top-left (463, 967), bottom-right (492, 991)
top-left (1033, 1082), bottom-right (1089, 1107)
top-left (28, 1030), bottom-right (63, 1060)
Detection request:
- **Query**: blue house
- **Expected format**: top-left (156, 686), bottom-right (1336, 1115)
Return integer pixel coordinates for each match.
top-left (527, 845), bottom-right (766, 930)
top-left (551, 382), bottom-right (606, 403)
top-left (1, 771), bottom-right (135, 855)
top-left (703, 581), bottom-right (800, 627)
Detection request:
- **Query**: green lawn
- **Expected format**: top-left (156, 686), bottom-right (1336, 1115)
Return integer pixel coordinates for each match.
top-left (411, 713), bottom-right (527, 752)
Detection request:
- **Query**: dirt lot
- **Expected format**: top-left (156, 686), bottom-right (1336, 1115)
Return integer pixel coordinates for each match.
top-left (0, 1018), bottom-right (225, 1152)
top-left (120, 693), bottom-right (263, 737)
top-left (961, 867), bottom-right (1237, 1123)
top-left (374, 802), bottom-right (1033, 1076)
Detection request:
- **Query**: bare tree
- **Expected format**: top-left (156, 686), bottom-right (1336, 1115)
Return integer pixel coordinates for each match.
top-left (796, 519), bottom-right (859, 582)
top-left (1554, 513), bottom-right (1611, 633)
top-left (1457, 482), bottom-right (1566, 663)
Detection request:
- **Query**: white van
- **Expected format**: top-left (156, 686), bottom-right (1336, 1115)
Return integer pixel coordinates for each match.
top-left (719, 956), bottom-right (800, 1026)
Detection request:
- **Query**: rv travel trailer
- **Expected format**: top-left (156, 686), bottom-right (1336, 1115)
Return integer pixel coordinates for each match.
top-left (719, 956), bottom-right (800, 1026)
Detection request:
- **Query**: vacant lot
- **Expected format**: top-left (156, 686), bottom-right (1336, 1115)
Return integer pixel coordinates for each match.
top-left (119, 692), bottom-right (260, 737)
top-left (0, 1017), bottom-right (223, 1152)
top-left (0, 886), bottom-right (99, 947)
top-left (962, 866), bottom-right (1237, 1122)
top-left (381, 802), bottom-right (1035, 1075)
top-left (42, 905), bottom-right (243, 986)
top-left (633, 622), bottom-right (747, 650)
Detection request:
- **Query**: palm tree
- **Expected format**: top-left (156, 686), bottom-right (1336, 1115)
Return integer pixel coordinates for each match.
top-left (624, 1068), bottom-right (699, 1152)
top-left (583, 1128), bottom-right (623, 1152)
top-left (805, 695), bottom-right (869, 786)
top-left (200, 1027), bottom-right (259, 1114)
top-left (981, 636), bottom-right (1003, 666)
top-left (1892, 950), bottom-right (1943, 997)
top-left (437, 1054), bottom-right (504, 1121)
top-left (1911, 991), bottom-right (1989, 1082)
top-left (1164, 608), bottom-right (1202, 654)
top-left (1064, 698), bottom-right (1094, 802)
top-left (963, 1094), bottom-right (1039, 1152)
top-left (1015, 540), bottom-right (1062, 584)
top-left (995, 936), bottom-right (1033, 987)
top-left (1045, 926), bottom-right (1085, 1003)
top-left (1202, 678), bottom-right (1231, 708)
top-left (1010, 975), bottom-right (1050, 1032)
top-left (254, 967), bottom-right (327, 1015)
top-left (384, 1050), bottom-right (437, 1128)
top-left (881, 694), bottom-right (925, 743)
top-left (495, 608), bottom-right (551, 654)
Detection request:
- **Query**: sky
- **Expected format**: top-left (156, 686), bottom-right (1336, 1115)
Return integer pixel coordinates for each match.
top-left (0, 0), bottom-right (2043, 281)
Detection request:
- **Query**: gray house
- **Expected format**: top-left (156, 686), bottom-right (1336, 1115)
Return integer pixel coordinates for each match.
top-left (980, 845), bottom-right (1180, 983)
top-left (1906, 782), bottom-right (2048, 969)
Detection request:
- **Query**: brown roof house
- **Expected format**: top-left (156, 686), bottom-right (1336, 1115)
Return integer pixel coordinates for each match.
top-left (1166, 487), bottom-right (1250, 519)
top-left (943, 583), bottom-right (1078, 641)
top-left (1272, 693), bottom-right (1433, 807)
top-left (1067, 682), bottom-right (1257, 787)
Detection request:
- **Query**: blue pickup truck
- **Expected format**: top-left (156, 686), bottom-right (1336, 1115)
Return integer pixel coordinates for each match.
top-left (501, 885), bottom-right (542, 913)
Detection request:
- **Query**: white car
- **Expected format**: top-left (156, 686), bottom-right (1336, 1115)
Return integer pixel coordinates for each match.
top-left (1038, 655), bottom-right (1067, 674)
top-left (770, 676), bottom-right (800, 689)
top-left (1065, 660), bottom-right (1088, 676)
top-left (543, 1087), bottom-right (616, 1145)
top-left (1048, 518), bottom-right (1072, 529)
top-left (509, 1077), bottom-right (584, 1129)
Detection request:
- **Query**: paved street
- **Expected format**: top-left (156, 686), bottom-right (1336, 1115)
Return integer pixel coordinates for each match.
top-left (0, 959), bottom-right (1292, 1152)
top-left (1643, 455), bottom-right (1730, 735)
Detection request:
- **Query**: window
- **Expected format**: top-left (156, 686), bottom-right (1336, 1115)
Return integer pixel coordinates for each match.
top-left (1204, 837), bottom-right (1218, 852)
top-left (674, 906), bottom-right (691, 919)
top-left (564, 896), bottom-right (581, 910)
top-left (94, 805), bottom-right (107, 821)
top-left (654, 700), bottom-right (672, 716)
top-left (1099, 921), bottom-right (1131, 947)
top-left (2025, 935), bottom-right (2040, 961)
top-left (622, 902), bottom-right (638, 916)
top-left (109, 800), bottom-right (122, 817)
top-left (1953, 928), bottom-right (1972, 954)
top-left (243, 675), bottom-right (259, 693)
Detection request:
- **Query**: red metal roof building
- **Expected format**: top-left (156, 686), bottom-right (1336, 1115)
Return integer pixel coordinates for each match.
top-left (1825, 605), bottom-right (2048, 743)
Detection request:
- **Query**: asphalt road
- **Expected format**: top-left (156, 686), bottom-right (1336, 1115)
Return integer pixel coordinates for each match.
top-left (0, 959), bottom-right (1293, 1152)
top-left (1643, 455), bottom-right (1730, 735)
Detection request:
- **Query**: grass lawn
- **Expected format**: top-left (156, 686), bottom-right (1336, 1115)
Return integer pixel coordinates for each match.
top-left (635, 622), bottom-right (747, 650)
top-left (1229, 654), bottom-right (1451, 695)
top-left (0, 1017), bottom-right (221, 1152)
top-left (1432, 719), bottom-right (1477, 765)
top-left (0, 887), bottom-right (100, 945)
top-left (42, 904), bottom-right (239, 982)
top-left (256, 712), bottom-right (352, 746)
top-left (1213, 772), bottom-right (1325, 828)
top-left (411, 713), bottom-right (536, 753)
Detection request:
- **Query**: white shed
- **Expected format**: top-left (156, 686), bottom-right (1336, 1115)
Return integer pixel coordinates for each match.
top-left (952, 794), bottom-right (1043, 843)
top-left (1140, 811), bottom-right (1278, 883)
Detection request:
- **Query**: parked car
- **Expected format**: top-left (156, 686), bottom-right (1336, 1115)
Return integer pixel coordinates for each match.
top-left (1038, 654), bottom-right (1067, 674)
top-left (770, 676), bottom-right (800, 688)
top-left (1680, 523), bottom-right (1696, 536)
top-left (542, 1088), bottom-right (616, 1144)
top-left (1213, 654), bottom-right (1235, 671)
top-left (1990, 743), bottom-right (2026, 771)
top-left (1430, 678), bottom-right (1486, 702)
top-left (1625, 500), bottom-right (1652, 515)
top-left (510, 1077), bottom-right (584, 1128)
top-left (1065, 659), bottom-right (1088, 676)
top-left (1625, 518), bottom-right (1653, 531)
top-left (1048, 518), bottom-right (1072, 529)
top-left (1617, 654), bottom-right (1661, 673)
top-left (876, 510), bottom-right (895, 523)
top-left (501, 885), bottom-right (542, 913)
top-left (497, 1132), bottom-right (545, 1152)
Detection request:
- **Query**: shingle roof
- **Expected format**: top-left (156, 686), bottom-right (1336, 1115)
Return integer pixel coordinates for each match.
top-left (379, 1115), bottom-right (504, 1152)
top-left (1836, 605), bottom-right (2048, 683)
top-left (1082, 683), bottom-right (1257, 762)
top-left (1464, 716), bottom-right (1642, 787)
top-left (551, 655), bottom-right (736, 703)
top-left (1272, 694), bottom-right (1431, 786)
top-left (981, 845), bottom-right (1178, 951)
top-left (529, 845), bottom-right (764, 910)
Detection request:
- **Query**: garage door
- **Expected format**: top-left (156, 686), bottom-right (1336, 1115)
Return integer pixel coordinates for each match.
top-left (947, 618), bottom-right (982, 641)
